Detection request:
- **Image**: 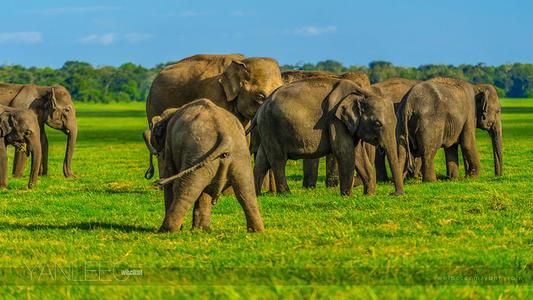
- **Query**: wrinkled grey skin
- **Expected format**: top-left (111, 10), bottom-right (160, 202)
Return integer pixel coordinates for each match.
top-left (144, 99), bottom-right (264, 233)
top-left (397, 77), bottom-right (503, 181)
top-left (144, 54), bottom-right (283, 182)
top-left (370, 78), bottom-right (421, 182)
top-left (282, 70), bottom-right (371, 88)
top-left (0, 83), bottom-right (77, 178)
top-left (251, 70), bottom-right (372, 192)
top-left (0, 106), bottom-right (42, 189)
top-left (252, 78), bottom-right (404, 196)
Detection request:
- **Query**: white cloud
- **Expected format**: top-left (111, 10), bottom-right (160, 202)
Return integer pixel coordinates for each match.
top-left (80, 33), bottom-right (115, 45)
top-left (124, 33), bottom-right (153, 43)
top-left (0, 32), bottom-right (43, 44)
top-left (180, 10), bottom-right (204, 18)
top-left (292, 25), bottom-right (337, 37)
top-left (230, 10), bottom-right (252, 16)
top-left (79, 33), bottom-right (153, 45)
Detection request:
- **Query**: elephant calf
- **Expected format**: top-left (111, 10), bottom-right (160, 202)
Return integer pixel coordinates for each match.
top-left (144, 99), bottom-right (264, 233)
top-left (0, 106), bottom-right (42, 189)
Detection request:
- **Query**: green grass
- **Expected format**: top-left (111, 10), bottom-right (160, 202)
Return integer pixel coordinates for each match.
top-left (0, 99), bottom-right (531, 299)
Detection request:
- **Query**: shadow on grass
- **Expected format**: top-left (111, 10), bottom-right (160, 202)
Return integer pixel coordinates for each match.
top-left (0, 221), bottom-right (155, 232)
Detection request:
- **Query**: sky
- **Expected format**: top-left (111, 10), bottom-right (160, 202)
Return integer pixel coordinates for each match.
top-left (1, 0), bottom-right (532, 68)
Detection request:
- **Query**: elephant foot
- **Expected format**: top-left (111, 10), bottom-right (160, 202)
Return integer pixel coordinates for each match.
top-left (302, 183), bottom-right (316, 189)
top-left (363, 187), bottom-right (376, 196)
top-left (325, 177), bottom-right (339, 188)
top-left (390, 190), bottom-right (405, 196)
top-left (158, 224), bottom-right (183, 233)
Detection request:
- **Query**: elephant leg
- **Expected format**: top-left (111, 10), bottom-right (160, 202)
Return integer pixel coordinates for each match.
top-left (421, 148), bottom-right (438, 182)
top-left (192, 193), bottom-right (212, 230)
top-left (444, 144), bottom-right (460, 179)
top-left (325, 154), bottom-right (339, 187)
top-left (159, 169), bottom-right (213, 233)
top-left (253, 146), bottom-right (270, 195)
top-left (460, 128), bottom-right (480, 178)
top-left (375, 147), bottom-right (389, 182)
top-left (302, 159), bottom-right (319, 188)
top-left (40, 127), bottom-right (49, 176)
top-left (261, 171), bottom-right (271, 192)
top-left (0, 141), bottom-right (7, 188)
top-left (12, 150), bottom-right (27, 178)
top-left (271, 157), bottom-right (290, 194)
top-left (354, 142), bottom-right (376, 195)
top-left (412, 157), bottom-right (422, 179)
top-left (230, 162), bottom-right (264, 232)
top-left (268, 170), bottom-right (276, 193)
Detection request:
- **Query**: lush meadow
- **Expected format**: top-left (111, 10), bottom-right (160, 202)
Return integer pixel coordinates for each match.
top-left (0, 100), bottom-right (531, 298)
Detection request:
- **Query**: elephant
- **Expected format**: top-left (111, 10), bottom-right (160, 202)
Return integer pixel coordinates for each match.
top-left (0, 106), bottom-right (42, 189)
top-left (0, 83), bottom-right (77, 178)
top-left (250, 70), bottom-right (372, 192)
top-left (251, 78), bottom-right (404, 196)
top-left (144, 54), bottom-right (283, 180)
top-left (370, 78), bottom-right (421, 182)
top-left (397, 77), bottom-right (503, 181)
top-left (282, 70), bottom-right (371, 88)
top-left (144, 99), bottom-right (264, 233)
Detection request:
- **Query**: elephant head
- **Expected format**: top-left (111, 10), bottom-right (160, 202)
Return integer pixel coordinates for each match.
top-left (1, 110), bottom-right (42, 188)
top-left (329, 80), bottom-right (404, 194)
top-left (44, 85), bottom-right (77, 177)
top-left (219, 58), bottom-right (283, 122)
top-left (474, 84), bottom-right (503, 176)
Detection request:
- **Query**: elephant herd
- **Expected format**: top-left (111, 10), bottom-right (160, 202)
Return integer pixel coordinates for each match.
top-left (0, 83), bottom-right (77, 188)
top-left (0, 53), bottom-right (502, 233)
top-left (142, 54), bottom-right (503, 233)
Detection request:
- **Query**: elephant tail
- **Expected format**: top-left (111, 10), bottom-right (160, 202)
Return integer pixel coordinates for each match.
top-left (143, 129), bottom-right (157, 179)
top-left (155, 135), bottom-right (233, 187)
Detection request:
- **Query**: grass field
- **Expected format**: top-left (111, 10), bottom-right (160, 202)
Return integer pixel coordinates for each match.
top-left (0, 99), bottom-right (531, 299)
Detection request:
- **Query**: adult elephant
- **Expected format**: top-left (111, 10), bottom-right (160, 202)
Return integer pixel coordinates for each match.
top-left (282, 70), bottom-right (371, 88)
top-left (397, 77), bottom-right (502, 181)
top-left (146, 54), bottom-right (283, 128)
top-left (252, 78), bottom-right (404, 196)
top-left (0, 83), bottom-right (77, 177)
top-left (370, 78), bottom-right (421, 182)
top-left (144, 54), bottom-right (283, 179)
top-left (267, 70), bottom-right (372, 190)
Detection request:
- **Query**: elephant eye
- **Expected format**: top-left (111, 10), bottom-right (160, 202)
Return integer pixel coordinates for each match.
top-left (374, 120), bottom-right (382, 128)
top-left (64, 108), bottom-right (70, 113)
top-left (256, 93), bottom-right (266, 104)
top-left (24, 130), bottom-right (31, 136)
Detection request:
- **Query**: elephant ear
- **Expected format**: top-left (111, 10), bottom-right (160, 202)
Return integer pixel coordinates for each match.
top-left (475, 86), bottom-right (490, 120)
top-left (219, 60), bottom-right (250, 102)
top-left (328, 80), bottom-right (372, 135)
top-left (150, 117), bottom-right (171, 153)
top-left (9, 86), bottom-right (40, 109)
top-left (0, 113), bottom-right (14, 137)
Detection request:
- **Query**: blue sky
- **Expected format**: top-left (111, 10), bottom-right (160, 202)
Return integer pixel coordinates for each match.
top-left (1, 0), bottom-right (532, 68)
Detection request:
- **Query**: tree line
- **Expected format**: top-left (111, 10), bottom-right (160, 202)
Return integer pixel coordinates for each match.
top-left (1, 60), bottom-right (532, 102)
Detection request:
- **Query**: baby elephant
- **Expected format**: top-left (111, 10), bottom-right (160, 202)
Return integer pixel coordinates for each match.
top-left (145, 99), bottom-right (264, 233)
top-left (0, 106), bottom-right (42, 189)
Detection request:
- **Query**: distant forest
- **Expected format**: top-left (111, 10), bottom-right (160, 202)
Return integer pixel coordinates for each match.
top-left (1, 60), bottom-right (532, 102)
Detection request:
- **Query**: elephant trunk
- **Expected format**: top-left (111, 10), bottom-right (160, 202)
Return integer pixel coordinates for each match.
top-left (28, 136), bottom-right (42, 189)
top-left (490, 119), bottom-right (503, 176)
top-left (383, 129), bottom-right (404, 195)
top-left (63, 126), bottom-right (77, 177)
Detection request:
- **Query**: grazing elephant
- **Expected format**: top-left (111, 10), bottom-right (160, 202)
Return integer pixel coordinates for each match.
top-left (144, 99), bottom-right (264, 233)
top-left (144, 54), bottom-right (283, 180)
top-left (252, 78), bottom-right (404, 196)
top-left (0, 106), bottom-right (42, 189)
top-left (0, 83), bottom-right (77, 177)
top-left (397, 77), bottom-right (502, 181)
top-left (370, 78), bottom-right (421, 182)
